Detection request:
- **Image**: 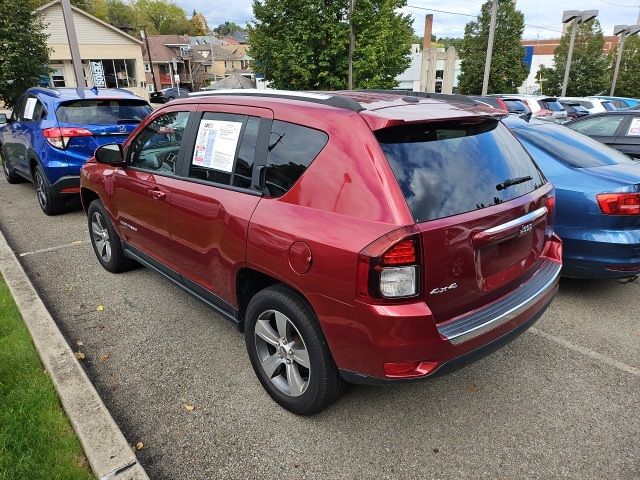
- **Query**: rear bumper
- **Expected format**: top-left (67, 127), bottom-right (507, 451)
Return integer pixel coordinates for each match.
top-left (50, 175), bottom-right (80, 194)
top-left (559, 231), bottom-right (640, 279)
top-left (340, 292), bottom-right (555, 385)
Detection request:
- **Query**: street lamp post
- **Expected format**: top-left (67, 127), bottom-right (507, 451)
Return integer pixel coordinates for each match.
top-left (560, 10), bottom-right (598, 97)
top-left (610, 24), bottom-right (640, 96)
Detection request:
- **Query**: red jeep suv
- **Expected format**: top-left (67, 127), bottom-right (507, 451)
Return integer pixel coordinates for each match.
top-left (80, 90), bottom-right (562, 415)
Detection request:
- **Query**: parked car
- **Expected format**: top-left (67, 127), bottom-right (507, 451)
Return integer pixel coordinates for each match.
top-left (559, 97), bottom-right (616, 114)
top-left (566, 111), bottom-right (640, 159)
top-left (0, 87), bottom-right (152, 215)
top-left (493, 94), bottom-right (567, 122)
top-left (590, 96), bottom-right (639, 110)
top-left (149, 86), bottom-right (191, 103)
top-left (80, 90), bottom-right (561, 414)
top-left (558, 100), bottom-right (590, 120)
top-left (505, 116), bottom-right (640, 279)
top-left (470, 96), bottom-right (531, 116)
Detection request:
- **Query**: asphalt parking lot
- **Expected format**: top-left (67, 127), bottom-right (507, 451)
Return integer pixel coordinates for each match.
top-left (0, 176), bottom-right (638, 480)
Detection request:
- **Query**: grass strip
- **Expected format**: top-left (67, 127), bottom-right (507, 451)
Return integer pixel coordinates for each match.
top-left (0, 277), bottom-right (94, 480)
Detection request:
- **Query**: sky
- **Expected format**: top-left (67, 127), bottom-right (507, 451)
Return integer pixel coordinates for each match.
top-left (176, 0), bottom-right (640, 40)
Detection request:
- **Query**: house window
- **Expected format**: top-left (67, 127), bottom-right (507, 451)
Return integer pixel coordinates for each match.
top-left (50, 67), bottom-right (66, 87)
top-left (144, 62), bottom-right (151, 73)
top-left (146, 83), bottom-right (155, 93)
top-left (89, 59), bottom-right (138, 88)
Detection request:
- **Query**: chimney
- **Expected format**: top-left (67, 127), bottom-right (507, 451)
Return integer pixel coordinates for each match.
top-left (423, 14), bottom-right (433, 50)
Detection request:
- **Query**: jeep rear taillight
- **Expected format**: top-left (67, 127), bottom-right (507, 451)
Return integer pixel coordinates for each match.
top-left (597, 193), bottom-right (640, 215)
top-left (357, 227), bottom-right (421, 301)
top-left (43, 127), bottom-right (92, 149)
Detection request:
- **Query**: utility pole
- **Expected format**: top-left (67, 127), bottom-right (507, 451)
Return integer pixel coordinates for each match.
top-left (142, 28), bottom-right (158, 91)
top-left (348, 0), bottom-right (355, 90)
top-left (61, 0), bottom-right (86, 88)
top-left (481, 0), bottom-right (498, 96)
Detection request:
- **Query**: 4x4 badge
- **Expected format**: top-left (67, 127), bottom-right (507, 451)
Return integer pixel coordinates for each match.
top-left (430, 283), bottom-right (458, 295)
top-left (519, 224), bottom-right (533, 236)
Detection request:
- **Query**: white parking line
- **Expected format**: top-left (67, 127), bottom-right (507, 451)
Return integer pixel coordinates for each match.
top-left (528, 327), bottom-right (640, 377)
top-left (19, 240), bottom-right (90, 257)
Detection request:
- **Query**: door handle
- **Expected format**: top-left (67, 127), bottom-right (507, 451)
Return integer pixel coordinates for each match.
top-left (149, 188), bottom-right (167, 200)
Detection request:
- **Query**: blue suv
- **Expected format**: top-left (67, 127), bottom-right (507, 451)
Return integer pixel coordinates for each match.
top-left (0, 87), bottom-right (152, 215)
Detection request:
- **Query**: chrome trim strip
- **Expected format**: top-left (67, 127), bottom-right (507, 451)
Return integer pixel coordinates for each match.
top-left (483, 207), bottom-right (547, 235)
top-left (437, 260), bottom-right (561, 345)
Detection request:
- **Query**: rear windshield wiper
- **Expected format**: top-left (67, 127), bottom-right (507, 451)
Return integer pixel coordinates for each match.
top-left (496, 176), bottom-right (532, 191)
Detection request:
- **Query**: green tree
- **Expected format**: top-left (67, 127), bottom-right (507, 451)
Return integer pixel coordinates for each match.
top-left (609, 35), bottom-right (640, 98)
top-left (106, 0), bottom-right (137, 29)
top-left (436, 37), bottom-right (463, 51)
top-left (458, 0), bottom-right (528, 95)
top-left (0, 0), bottom-right (50, 107)
top-left (214, 21), bottom-right (244, 36)
top-left (536, 20), bottom-right (608, 96)
top-left (134, 0), bottom-right (192, 34)
top-left (249, 0), bottom-right (413, 90)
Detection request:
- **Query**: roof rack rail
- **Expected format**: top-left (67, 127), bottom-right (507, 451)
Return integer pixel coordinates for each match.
top-left (31, 87), bottom-right (61, 97)
top-left (189, 89), bottom-right (364, 112)
top-left (359, 89), bottom-right (480, 106)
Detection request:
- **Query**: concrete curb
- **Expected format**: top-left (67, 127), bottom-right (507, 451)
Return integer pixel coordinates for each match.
top-left (0, 228), bottom-right (149, 480)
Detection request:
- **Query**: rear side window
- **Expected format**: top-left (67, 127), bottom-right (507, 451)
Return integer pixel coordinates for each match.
top-left (569, 115), bottom-right (626, 136)
top-left (540, 100), bottom-right (564, 111)
top-left (376, 120), bottom-right (545, 222)
top-left (580, 101), bottom-right (594, 109)
top-left (57, 99), bottom-right (152, 125)
top-left (189, 112), bottom-right (260, 188)
top-left (602, 102), bottom-right (617, 111)
top-left (504, 100), bottom-right (529, 113)
top-left (264, 120), bottom-right (328, 197)
top-left (513, 123), bottom-right (635, 168)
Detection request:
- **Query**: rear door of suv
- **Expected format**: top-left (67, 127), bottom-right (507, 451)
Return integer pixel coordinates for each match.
top-left (168, 104), bottom-right (273, 307)
top-left (375, 118), bottom-right (553, 322)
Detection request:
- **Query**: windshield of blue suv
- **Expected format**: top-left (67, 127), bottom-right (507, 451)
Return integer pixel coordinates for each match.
top-left (510, 122), bottom-right (637, 168)
top-left (57, 99), bottom-right (152, 125)
top-left (376, 119), bottom-right (545, 222)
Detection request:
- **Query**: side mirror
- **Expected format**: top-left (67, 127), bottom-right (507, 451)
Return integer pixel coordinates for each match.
top-left (95, 143), bottom-right (125, 165)
top-left (0, 113), bottom-right (7, 124)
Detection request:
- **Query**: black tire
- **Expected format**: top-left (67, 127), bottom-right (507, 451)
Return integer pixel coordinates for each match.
top-left (1, 148), bottom-right (24, 184)
top-left (245, 285), bottom-right (347, 415)
top-left (166, 96), bottom-right (174, 102)
top-left (34, 164), bottom-right (63, 215)
top-left (87, 199), bottom-right (136, 273)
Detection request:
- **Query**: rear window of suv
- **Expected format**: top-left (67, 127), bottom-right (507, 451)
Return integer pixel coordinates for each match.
top-left (57, 99), bottom-right (152, 125)
top-left (376, 120), bottom-right (545, 222)
top-left (540, 100), bottom-right (564, 111)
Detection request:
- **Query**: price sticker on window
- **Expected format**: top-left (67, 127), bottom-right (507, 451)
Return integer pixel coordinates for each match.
top-left (24, 98), bottom-right (37, 120)
top-left (627, 118), bottom-right (640, 136)
top-left (192, 120), bottom-right (242, 172)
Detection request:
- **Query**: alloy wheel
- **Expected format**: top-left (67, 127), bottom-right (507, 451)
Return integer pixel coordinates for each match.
top-left (91, 212), bottom-right (112, 263)
top-left (35, 171), bottom-right (47, 208)
top-left (254, 310), bottom-right (310, 397)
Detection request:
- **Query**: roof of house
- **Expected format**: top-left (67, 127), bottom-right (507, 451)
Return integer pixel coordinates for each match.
top-left (142, 35), bottom-right (191, 62)
top-left (36, 0), bottom-right (142, 45)
top-left (204, 73), bottom-right (255, 90)
top-left (189, 35), bottom-right (222, 46)
top-left (230, 30), bottom-right (249, 44)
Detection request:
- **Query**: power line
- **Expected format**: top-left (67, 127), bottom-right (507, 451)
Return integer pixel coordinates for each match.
top-left (599, 0), bottom-right (639, 7)
top-left (405, 4), bottom-right (562, 33)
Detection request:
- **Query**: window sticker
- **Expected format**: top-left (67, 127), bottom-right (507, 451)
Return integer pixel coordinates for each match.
top-left (24, 98), bottom-right (37, 120)
top-left (627, 118), bottom-right (640, 136)
top-left (192, 120), bottom-right (242, 173)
